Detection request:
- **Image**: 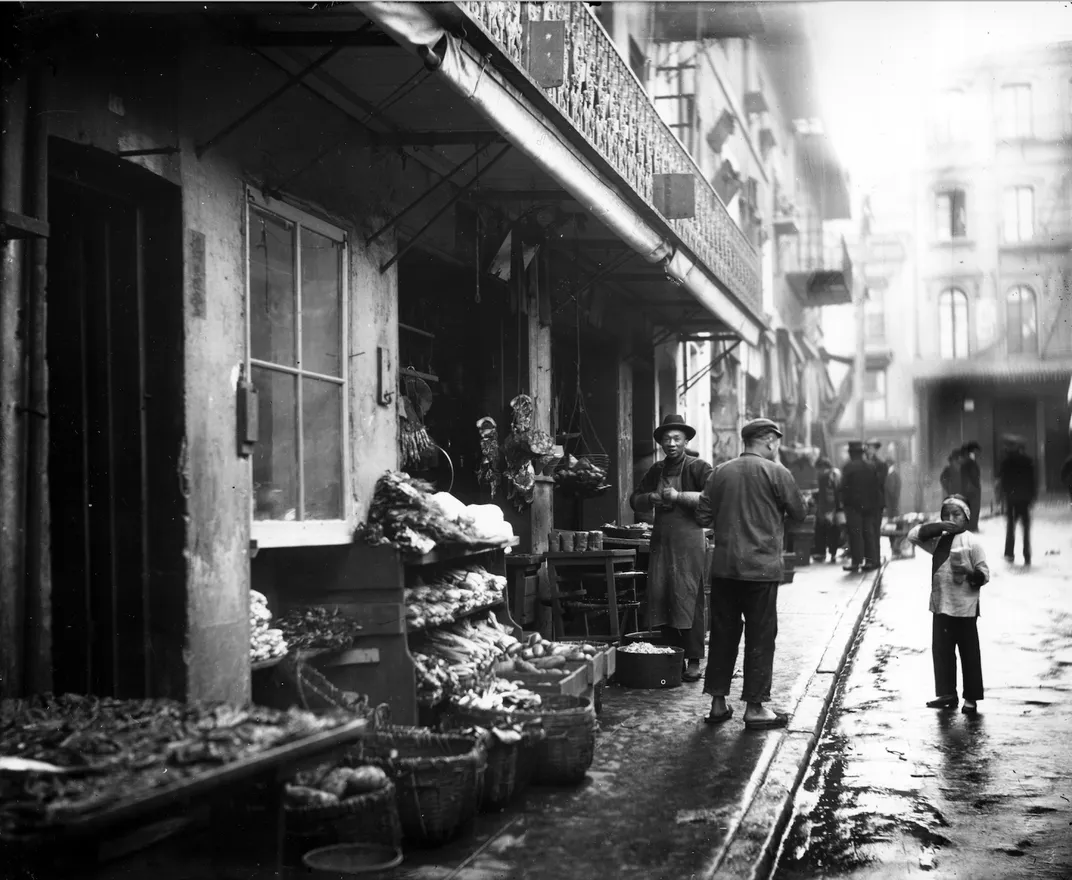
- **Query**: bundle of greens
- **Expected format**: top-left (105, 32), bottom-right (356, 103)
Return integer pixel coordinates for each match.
top-left (354, 471), bottom-right (475, 554)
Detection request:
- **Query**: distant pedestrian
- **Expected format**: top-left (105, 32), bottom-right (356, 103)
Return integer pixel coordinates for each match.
top-left (812, 457), bottom-right (841, 563)
top-left (939, 449), bottom-right (963, 497)
top-left (907, 495), bottom-right (990, 714)
top-left (868, 438), bottom-right (889, 557)
top-left (696, 418), bottom-right (807, 729)
top-left (959, 442), bottom-right (982, 531)
top-left (996, 436), bottom-right (1035, 566)
top-left (631, 415), bottom-right (712, 683)
top-left (840, 440), bottom-right (882, 573)
top-left (884, 453), bottom-right (904, 557)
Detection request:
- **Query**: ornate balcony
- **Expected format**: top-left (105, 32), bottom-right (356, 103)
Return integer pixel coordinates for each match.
top-left (785, 233), bottom-right (853, 307)
top-left (454, 1), bottom-right (762, 317)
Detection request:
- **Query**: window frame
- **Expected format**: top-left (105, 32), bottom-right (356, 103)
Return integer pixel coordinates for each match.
top-left (937, 288), bottom-right (969, 360)
top-left (864, 287), bottom-right (886, 343)
top-left (999, 83), bottom-right (1032, 140)
top-left (1005, 285), bottom-right (1038, 356)
top-left (862, 366), bottom-right (887, 422)
top-left (245, 186), bottom-right (352, 548)
top-left (1002, 185), bottom-right (1034, 243)
top-left (934, 189), bottom-right (967, 242)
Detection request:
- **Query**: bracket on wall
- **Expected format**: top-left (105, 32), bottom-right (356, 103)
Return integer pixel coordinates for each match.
top-left (0, 209), bottom-right (49, 241)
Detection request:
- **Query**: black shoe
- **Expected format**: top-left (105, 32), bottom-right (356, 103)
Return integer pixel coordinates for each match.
top-left (842, 564), bottom-right (859, 573)
top-left (861, 564), bottom-right (880, 572)
top-left (926, 695), bottom-right (958, 709)
top-left (1024, 558), bottom-right (1032, 567)
top-left (1004, 554), bottom-right (1015, 563)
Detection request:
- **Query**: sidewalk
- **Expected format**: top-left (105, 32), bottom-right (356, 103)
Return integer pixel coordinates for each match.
top-left (393, 558), bottom-right (885, 880)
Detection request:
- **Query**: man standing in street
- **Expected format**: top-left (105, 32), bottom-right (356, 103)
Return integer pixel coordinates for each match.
top-left (868, 438), bottom-right (889, 559)
top-left (841, 440), bottom-right (882, 573)
top-left (883, 444), bottom-right (904, 557)
top-left (960, 442), bottom-right (983, 531)
top-left (696, 418), bottom-right (807, 730)
top-left (996, 435), bottom-right (1036, 566)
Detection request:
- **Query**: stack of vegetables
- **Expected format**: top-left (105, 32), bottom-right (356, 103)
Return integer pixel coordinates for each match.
top-left (491, 632), bottom-right (600, 679)
top-left (411, 615), bottom-right (516, 705)
top-left (250, 590), bottom-right (288, 664)
top-left (276, 606), bottom-right (363, 654)
top-left (354, 471), bottom-right (514, 555)
top-left (553, 455), bottom-right (611, 497)
top-left (405, 565), bottom-right (505, 631)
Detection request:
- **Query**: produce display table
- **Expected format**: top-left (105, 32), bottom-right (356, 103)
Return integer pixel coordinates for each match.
top-left (1, 717), bottom-right (369, 877)
top-left (544, 550), bottom-right (638, 641)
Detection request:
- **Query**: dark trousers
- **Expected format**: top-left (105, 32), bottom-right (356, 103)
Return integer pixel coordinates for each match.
top-left (662, 584), bottom-right (707, 661)
top-left (1004, 501), bottom-right (1032, 561)
top-left (703, 579), bottom-right (778, 703)
top-left (813, 516), bottom-right (840, 558)
top-left (844, 508), bottom-right (879, 567)
top-left (932, 613), bottom-right (983, 700)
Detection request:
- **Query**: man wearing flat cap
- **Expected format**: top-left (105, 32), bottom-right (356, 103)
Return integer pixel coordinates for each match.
top-left (841, 440), bottom-right (882, 573)
top-left (631, 414), bottom-right (713, 681)
top-left (695, 418), bottom-right (807, 729)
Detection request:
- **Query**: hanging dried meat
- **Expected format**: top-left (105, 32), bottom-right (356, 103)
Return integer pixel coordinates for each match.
top-left (475, 416), bottom-right (501, 497)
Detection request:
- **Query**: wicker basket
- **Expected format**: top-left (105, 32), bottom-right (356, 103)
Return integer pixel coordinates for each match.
top-left (348, 728), bottom-right (487, 847)
top-left (509, 694), bottom-right (597, 786)
top-left (440, 705), bottom-right (547, 808)
top-left (285, 780), bottom-right (402, 861)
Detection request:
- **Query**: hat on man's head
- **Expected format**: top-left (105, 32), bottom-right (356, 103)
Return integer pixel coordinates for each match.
top-left (961, 441), bottom-right (981, 454)
top-left (653, 413), bottom-right (696, 443)
top-left (741, 418), bottom-right (783, 443)
top-left (847, 440), bottom-right (866, 454)
top-left (867, 437), bottom-right (883, 448)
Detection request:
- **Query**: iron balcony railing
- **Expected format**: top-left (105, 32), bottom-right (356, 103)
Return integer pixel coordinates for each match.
top-left (784, 228), bottom-right (851, 277)
top-left (454, 1), bottom-right (762, 315)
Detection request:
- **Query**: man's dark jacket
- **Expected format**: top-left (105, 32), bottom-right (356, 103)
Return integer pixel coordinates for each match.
top-left (840, 458), bottom-right (883, 513)
top-left (997, 450), bottom-right (1036, 505)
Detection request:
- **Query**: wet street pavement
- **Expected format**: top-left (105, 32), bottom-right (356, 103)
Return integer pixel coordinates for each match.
top-left (774, 505), bottom-right (1072, 880)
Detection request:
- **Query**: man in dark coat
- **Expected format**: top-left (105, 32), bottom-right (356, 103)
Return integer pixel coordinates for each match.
top-left (940, 449), bottom-right (963, 497)
top-left (868, 438), bottom-right (889, 558)
top-left (996, 436), bottom-right (1036, 565)
top-left (841, 440), bottom-right (882, 573)
top-left (812, 457), bottom-right (841, 563)
top-left (631, 414), bottom-right (712, 682)
top-left (696, 418), bottom-right (807, 729)
top-left (959, 442), bottom-right (982, 531)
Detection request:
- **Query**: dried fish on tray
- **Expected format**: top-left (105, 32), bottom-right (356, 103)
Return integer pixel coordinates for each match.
top-left (0, 694), bottom-right (364, 840)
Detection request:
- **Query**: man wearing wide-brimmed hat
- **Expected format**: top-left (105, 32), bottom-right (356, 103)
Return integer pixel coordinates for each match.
top-left (840, 440), bottom-right (882, 573)
top-left (630, 414), bottom-right (713, 682)
top-left (996, 434), bottom-right (1035, 565)
top-left (959, 441), bottom-right (982, 531)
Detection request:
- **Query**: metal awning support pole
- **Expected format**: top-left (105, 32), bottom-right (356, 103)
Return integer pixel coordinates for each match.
top-left (380, 145), bottom-right (511, 273)
top-left (680, 339), bottom-right (741, 395)
top-left (195, 45), bottom-right (345, 158)
top-left (571, 250), bottom-right (636, 300)
top-left (366, 144), bottom-right (488, 245)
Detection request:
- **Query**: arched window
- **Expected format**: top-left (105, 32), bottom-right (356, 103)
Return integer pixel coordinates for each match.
top-left (938, 288), bottom-right (969, 359)
top-left (1006, 286), bottom-right (1038, 354)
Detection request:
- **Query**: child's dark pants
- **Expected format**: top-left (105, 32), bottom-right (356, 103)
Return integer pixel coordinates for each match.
top-left (932, 613), bottom-right (983, 700)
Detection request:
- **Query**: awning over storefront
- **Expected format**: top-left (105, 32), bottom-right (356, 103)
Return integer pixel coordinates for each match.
top-left (913, 357), bottom-right (1072, 386)
top-left (362, 1), bottom-right (766, 347)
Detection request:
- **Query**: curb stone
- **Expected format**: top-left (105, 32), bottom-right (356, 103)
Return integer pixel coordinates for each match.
top-left (700, 562), bottom-right (887, 880)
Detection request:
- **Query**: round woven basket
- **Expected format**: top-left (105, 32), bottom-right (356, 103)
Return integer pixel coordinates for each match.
top-left (285, 780), bottom-right (401, 862)
top-left (348, 728), bottom-right (487, 847)
top-left (508, 694), bottom-right (597, 786)
top-left (440, 705), bottom-right (547, 808)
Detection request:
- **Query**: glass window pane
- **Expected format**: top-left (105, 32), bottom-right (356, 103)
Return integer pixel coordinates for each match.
top-left (951, 190), bottom-right (966, 238)
top-left (1003, 189), bottom-right (1019, 241)
top-left (1019, 188), bottom-right (1034, 240)
top-left (1022, 290), bottom-right (1037, 353)
top-left (935, 194), bottom-right (951, 240)
top-left (953, 295), bottom-right (968, 358)
top-left (252, 366), bottom-right (298, 521)
top-left (250, 208), bottom-right (296, 366)
top-left (302, 378), bottom-right (344, 520)
top-left (301, 228), bottom-right (343, 377)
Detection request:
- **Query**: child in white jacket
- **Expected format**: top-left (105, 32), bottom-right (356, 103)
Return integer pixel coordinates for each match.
top-left (907, 494), bottom-right (990, 714)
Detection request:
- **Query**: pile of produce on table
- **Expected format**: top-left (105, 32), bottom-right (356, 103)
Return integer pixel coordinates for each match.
top-left (250, 590), bottom-right (288, 663)
top-left (354, 471), bottom-right (513, 555)
top-left (276, 605), bottom-right (363, 654)
top-left (553, 454), bottom-right (611, 497)
top-left (0, 694), bottom-right (356, 836)
top-left (405, 565), bottom-right (505, 631)
top-left (452, 679), bottom-right (543, 714)
top-left (617, 642), bottom-right (678, 655)
top-left (491, 633), bottom-right (600, 680)
top-left (411, 614), bottom-right (517, 704)
top-left (284, 762), bottom-right (389, 808)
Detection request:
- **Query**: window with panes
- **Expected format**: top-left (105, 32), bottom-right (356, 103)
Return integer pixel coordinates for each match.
top-left (247, 190), bottom-right (349, 539)
top-left (935, 190), bottom-right (967, 241)
top-left (938, 289), bottom-right (969, 360)
top-left (1003, 187), bottom-right (1034, 242)
top-left (1005, 286), bottom-right (1037, 355)
top-left (862, 367), bottom-right (887, 422)
top-left (999, 84), bottom-right (1032, 139)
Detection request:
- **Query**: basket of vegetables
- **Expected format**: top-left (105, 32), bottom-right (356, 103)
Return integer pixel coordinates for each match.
top-left (506, 694), bottom-right (597, 786)
top-left (284, 763), bottom-right (401, 860)
top-left (346, 728), bottom-right (487, 847)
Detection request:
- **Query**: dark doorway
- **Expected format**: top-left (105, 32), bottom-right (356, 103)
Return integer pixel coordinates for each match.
top-left (47, 139), bottom-right (185, 698)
